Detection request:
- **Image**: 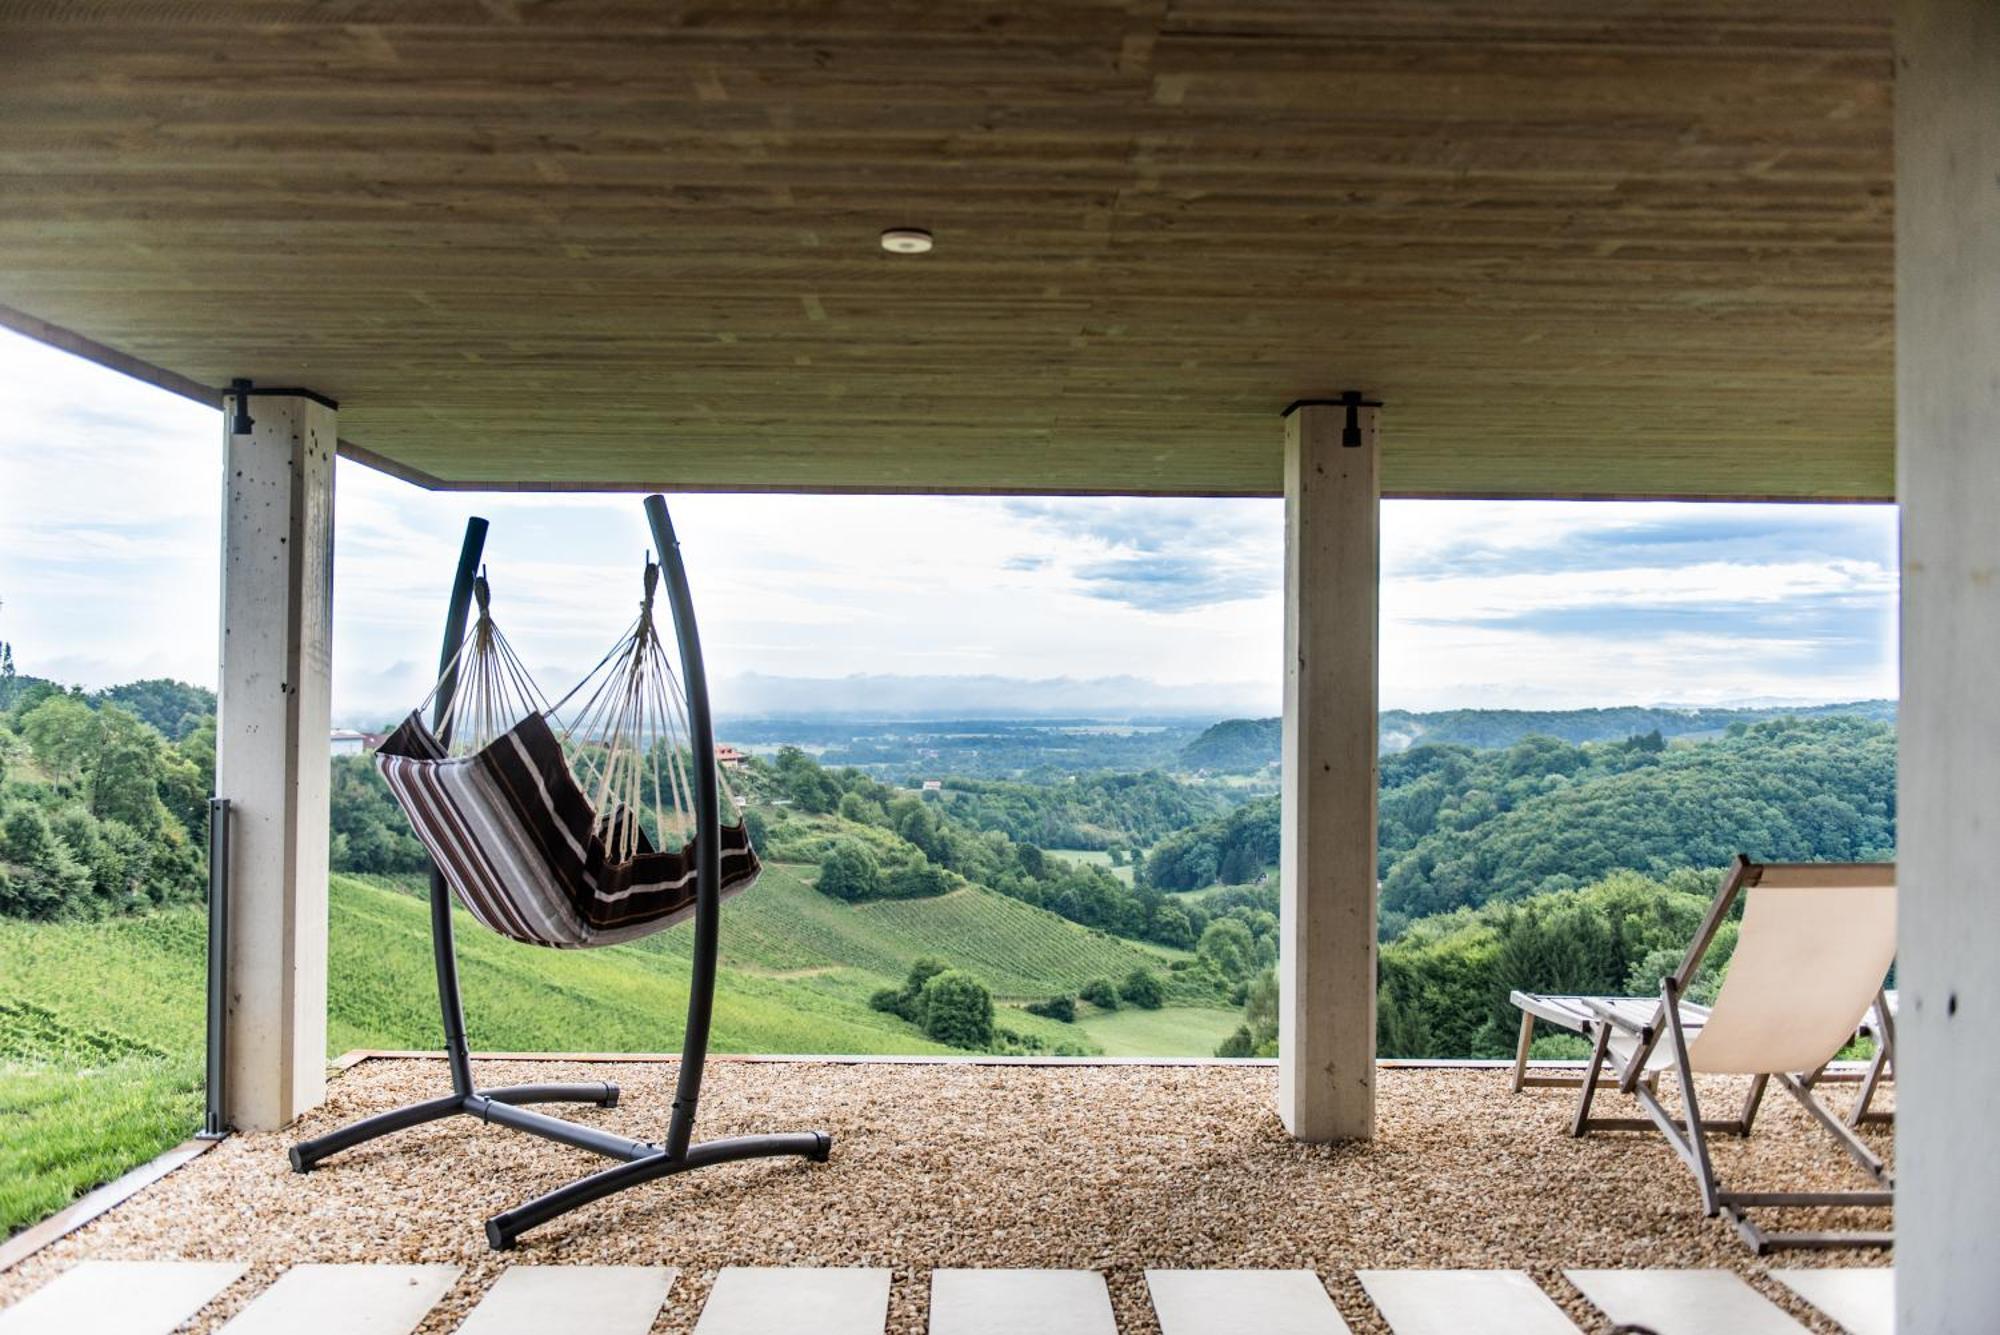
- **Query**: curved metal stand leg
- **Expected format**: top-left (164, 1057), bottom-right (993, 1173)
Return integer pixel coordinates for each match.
top-left (485, 1081), bottom-right (620, 1109)
top-left (290, 1082), bottom-right (622, 1173)
top-left (290, 1094), bottom-right (466, 1173)
top-left (485, 1131), bottom-right (832, 1250)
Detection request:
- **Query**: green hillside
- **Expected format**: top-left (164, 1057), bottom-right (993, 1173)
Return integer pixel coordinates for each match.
top-left (704, 864), bottom-right (1187, 1001)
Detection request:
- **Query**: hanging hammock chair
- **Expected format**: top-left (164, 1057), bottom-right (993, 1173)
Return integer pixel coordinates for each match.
top-left (290, 495), bottom-right (829, 1252)
top-left (375, 559), bottom-right (758, 949)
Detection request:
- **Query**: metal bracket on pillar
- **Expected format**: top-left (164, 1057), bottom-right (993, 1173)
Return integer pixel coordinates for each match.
top-left (1280, 391), bottom-right (1383, 447)
top-left (228, 378), bottom-right (255, 435)
top-left (228, 381), bottom-right (341, 418)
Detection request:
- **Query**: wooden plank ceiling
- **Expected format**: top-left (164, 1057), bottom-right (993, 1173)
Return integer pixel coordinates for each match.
top-left (0, 1), bottom-right (1893, 498)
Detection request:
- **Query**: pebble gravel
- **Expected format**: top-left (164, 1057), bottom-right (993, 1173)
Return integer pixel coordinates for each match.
top-left (0, 1058), bottom-right (1892, 1333)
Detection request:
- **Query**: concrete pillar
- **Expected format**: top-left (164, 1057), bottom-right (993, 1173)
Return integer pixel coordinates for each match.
top-left (1896, 2), bottom-right (2000, 1327)
top-left (1277, 399), bottom-right (1380, 1141)
top-left (215, 387), bottom-right (336, 1131)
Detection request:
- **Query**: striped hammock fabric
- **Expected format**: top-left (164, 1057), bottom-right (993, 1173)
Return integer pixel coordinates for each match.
top-left (377, 708), bottom-right (760, 948)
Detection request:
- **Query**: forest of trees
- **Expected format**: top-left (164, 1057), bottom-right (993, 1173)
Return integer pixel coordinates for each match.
top-left (1180, 700), bottom-right (1898, 772)
top-left (1150, 717), bottom-right (1894, 936)
top-left (929, 770), bottom-right (1226, 851)
top-left (1375, 717), bottom-right (1893, 929)
top-left (1375, 868), bottom-right (1736, 1059)
top-left (0, 680), bottom-right (214, 918)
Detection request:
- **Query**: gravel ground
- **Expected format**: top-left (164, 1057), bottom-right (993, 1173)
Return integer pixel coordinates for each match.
top-left (0, 1059), bottom-right (1891, 1334)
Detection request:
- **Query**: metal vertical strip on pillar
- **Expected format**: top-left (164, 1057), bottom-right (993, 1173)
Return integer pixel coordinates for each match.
top-left (201, 797), bottom-right (231, 1139)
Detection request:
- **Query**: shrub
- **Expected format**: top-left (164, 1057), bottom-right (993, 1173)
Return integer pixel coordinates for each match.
top-left (816, 841), bottom-right (883, 901)
top-left (1025, 995), bottom-right (1076, 1023)
top-left (884, 860), bottom-right (951, 899)
top-left (1079, 977), bottom-right (1120, 1011)
top-left (991, 1025), bottom-right (1091, 1057)
top-left (917, 969), bottom-right (994, 1048)
top-left (869, 957), bottom-right (951, 1024)
top-left (1119, 967), bottom-right (1165, 1010)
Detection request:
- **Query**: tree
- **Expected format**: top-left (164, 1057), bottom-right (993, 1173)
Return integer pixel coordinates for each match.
top-left (816, 841), bottom-right (883, 901)
top-left (86, 708), bottom-right (168, 832)
top-left (891, 797), bottom-right (947, 863)
top-left (18, 694), bottom-right (101, 788)
top-left (1197, 918), bottom-right (1255, 981)
top-left (329, 756), bottom-right (428, 874)
top-left (0, 802), bottom-right (93, 918)
top-left (1119, 967), bottom-right (1164, 1010)
top-left (1150, 899), bottom-right (1196, 949)
top-left (917, 969), bottom-right (995, 1048)
top-left (839, 790), bottom-right (887, 826)
top-left (1080, 977), bottom-right (1120, 1010)
top-left (869, 957), bottom-right (951, 1023)
top-left (775, 747), bottom-right (842, 813)
top-left (1216, 968), bottom-right (1279, 1057)
top-left (869, 957), bottom-right (994, 1048)
top-left (95, 679), bottom-right (215, 740)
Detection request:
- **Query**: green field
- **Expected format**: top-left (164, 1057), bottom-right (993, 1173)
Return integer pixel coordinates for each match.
top-left (1078, 1004), bottom-right (1244, 1057)
top-left (0, 866), bottom-right (1236, 1236)
top-left (1044, 848), bottom-right (1136, 886)
top-left (713, 866), bottom-right (1183, 999)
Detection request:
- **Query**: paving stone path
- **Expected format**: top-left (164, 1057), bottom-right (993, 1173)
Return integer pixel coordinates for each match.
top-left (0, 1259), bottom-right (1887, 1333)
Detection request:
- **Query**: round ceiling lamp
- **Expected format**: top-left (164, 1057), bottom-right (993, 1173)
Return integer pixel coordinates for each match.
top-left (880, 228), bottom-right (934, 254)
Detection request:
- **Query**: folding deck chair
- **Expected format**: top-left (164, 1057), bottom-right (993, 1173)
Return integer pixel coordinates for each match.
top-left (1537, 857), bottom-right (1897, 1253)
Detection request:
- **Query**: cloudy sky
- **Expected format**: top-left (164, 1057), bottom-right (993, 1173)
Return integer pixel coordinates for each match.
top-left (0, 327), bottom-right (1898, 724)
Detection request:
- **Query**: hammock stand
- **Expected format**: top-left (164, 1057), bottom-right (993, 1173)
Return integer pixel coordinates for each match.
top-left (288, 495), bottom-right (830, 1251)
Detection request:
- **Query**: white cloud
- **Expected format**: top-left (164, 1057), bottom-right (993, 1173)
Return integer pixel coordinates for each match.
top-left (0, 326), bottom-right (1898, 723)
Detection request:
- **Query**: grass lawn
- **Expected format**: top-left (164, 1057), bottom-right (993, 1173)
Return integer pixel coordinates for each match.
top-left (1044, 847), bottom-right (1136, 886)
top-left (1174, 874), bottom-right (1276, 903)
top-left (0, 1056), bottom-right (201, 1236)
top-left (1076, 1005), bottom-right (1243, 1058)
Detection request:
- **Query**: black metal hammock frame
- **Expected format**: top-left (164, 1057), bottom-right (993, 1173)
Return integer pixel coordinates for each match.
top-left (289, 495), bottom-right (830, 1250)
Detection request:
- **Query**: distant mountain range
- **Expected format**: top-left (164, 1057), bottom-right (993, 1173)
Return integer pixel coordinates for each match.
top-left (1180, 700), bottom-right (1899, 772)
top-left (714, 672), bottom-right (1273, 721)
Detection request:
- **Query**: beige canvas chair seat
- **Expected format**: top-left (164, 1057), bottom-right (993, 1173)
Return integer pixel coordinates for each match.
top-left (1535, 857), bottom-right (1896, 1254)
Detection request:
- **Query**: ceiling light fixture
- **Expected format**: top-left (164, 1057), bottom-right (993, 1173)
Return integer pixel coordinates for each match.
top-left (880, 228), bottom-right (933, 255)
